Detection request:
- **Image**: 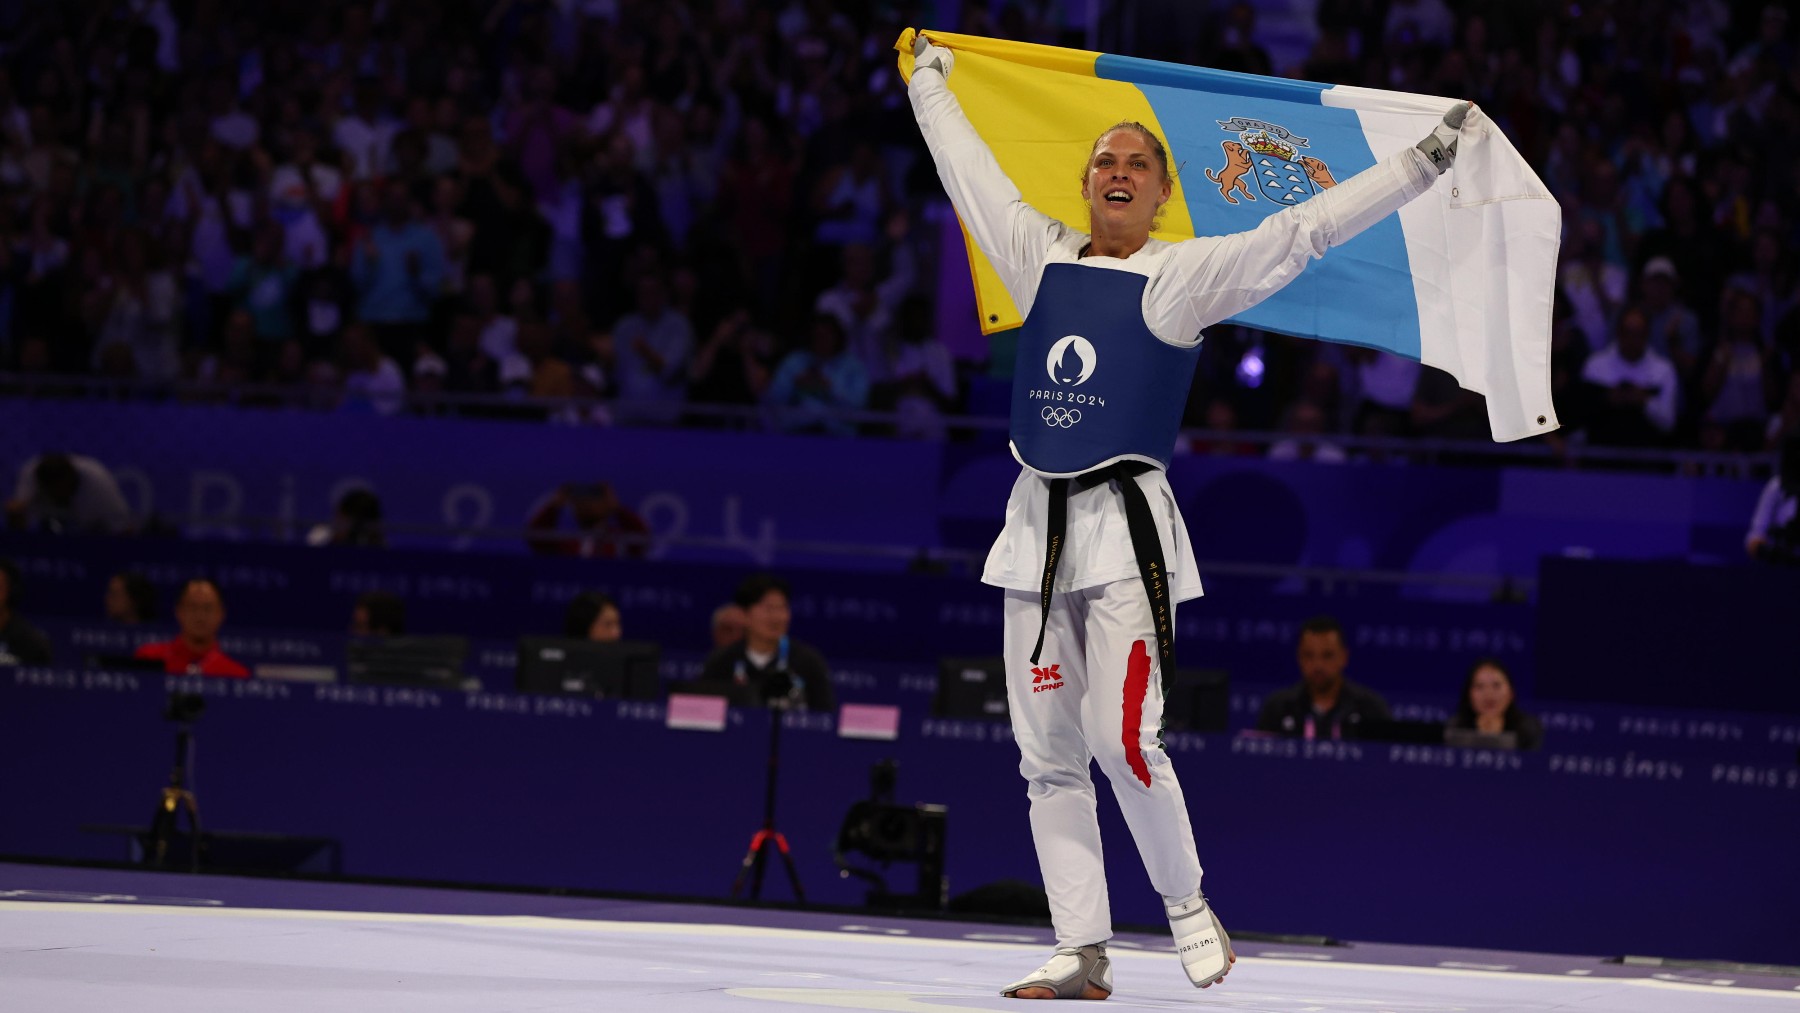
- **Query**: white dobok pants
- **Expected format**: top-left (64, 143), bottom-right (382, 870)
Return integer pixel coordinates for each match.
top-left (1002, 582), bottom-right (1204, 948)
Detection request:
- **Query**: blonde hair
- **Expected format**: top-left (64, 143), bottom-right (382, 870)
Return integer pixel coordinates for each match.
top-left (1080, 121), bottom-right (1178, 231)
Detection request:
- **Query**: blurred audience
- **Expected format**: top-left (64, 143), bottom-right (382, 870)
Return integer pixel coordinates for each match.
top-left (1746, 435), bottom-right (1800, 563)
top-left (307, 488), bottom-right (386, 548)
top-left (525, 481), bottom-right (649, 559)
top-left (5, 453), bottom-right (133, 535)
top-left (0, 1), bottom-right (1789, 463)
top-left (1255, 615), bottom-right (1392, 739)
top-left (765, 313), bottom-right (870, 436)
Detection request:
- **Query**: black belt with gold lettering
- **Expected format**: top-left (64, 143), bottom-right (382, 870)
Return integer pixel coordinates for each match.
top-left (1027, 460), bottom-right (1174, 682)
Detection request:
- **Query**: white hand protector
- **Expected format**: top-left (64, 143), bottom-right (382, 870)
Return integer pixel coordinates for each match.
top-left (912, 32), bottom-right (954, 79)
top-left (1416, 101), bottom-right (1472, 175)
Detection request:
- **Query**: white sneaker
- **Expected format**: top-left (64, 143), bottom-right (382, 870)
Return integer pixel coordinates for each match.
top-left (1167, 893), bottom-right (1232, 987)
top-left (999, 944), bottom-right (1112, 999)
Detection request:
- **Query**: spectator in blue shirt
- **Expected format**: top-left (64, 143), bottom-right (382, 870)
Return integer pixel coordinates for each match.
top-left (227, 221), bottom-right (298, 342)
top-left (350, 181), bottom-right (446, 361)
top-left (766, 314), bottom-right (870, 437)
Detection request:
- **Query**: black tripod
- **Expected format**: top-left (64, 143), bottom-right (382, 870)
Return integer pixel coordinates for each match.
top-left (147, 719), bottom-right (202, 872)
top-left (730, 703), bottom-right (805, 902)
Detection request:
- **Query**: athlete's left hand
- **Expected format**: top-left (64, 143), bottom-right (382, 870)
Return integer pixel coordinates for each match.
top-left (1416, 101), bottom-right (1473, 175)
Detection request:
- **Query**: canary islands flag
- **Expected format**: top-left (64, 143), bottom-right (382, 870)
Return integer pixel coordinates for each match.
top-left (897, 30), bottom-right (1561, 442)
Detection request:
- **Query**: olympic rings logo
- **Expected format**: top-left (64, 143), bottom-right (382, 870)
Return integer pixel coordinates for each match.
top-left (1041, 406), bottom-right (1082, 428)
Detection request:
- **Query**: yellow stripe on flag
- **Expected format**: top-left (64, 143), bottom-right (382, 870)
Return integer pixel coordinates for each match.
top-left (896, 30), bottom-right (1197, 335)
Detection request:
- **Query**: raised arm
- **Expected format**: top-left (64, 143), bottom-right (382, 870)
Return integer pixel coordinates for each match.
top-left (908, 36), bottom-right (1068, 312)
top-left (1148, 104), bottom-right (1470, 345)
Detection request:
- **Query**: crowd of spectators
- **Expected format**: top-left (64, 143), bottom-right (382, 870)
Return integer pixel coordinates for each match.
top-left (0, 1), bottom-right (1794, 458)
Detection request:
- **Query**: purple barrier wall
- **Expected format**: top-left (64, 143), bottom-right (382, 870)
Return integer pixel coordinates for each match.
top-left (0, 400), bottom-right (1765, 584)
top-left (4, 673), bottom-right (1796, 964)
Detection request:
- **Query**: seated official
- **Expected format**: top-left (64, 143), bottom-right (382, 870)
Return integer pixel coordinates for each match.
top-left (699, 574), bottom-right (834, 711)
top-left (350, 590), bottom-right (407, 636)
top-left (0, 557), bottom-right (53, 666)
top-left (1445, 657), bottom-right (1543, 750)
top-left (105, 570), bottom-right (158, 626)
top-left (709, 602), bottom-right (747, 649)
top-left (135, 578), bottom-right (249, 678)
top-left (564, 591), bottom-right (623, 642)
top-left (1255, 615), bottom-right (1391, 739)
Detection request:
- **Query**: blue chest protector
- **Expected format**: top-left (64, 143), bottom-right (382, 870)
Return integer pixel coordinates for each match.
top-left (1009, 262), bottom-right (1202, 477)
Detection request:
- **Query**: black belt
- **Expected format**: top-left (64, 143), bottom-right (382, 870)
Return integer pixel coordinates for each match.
top-left (1028, 461), bottom-right (1174, 683)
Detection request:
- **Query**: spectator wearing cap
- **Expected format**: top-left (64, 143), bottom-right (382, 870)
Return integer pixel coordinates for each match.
top-left (135, 578), bottom-right (249, 678)
top-left (1581, 304), bottom-right (1678, 447)
top-left (0, 557), bottom-right (53, 666)
top-left (5, 452), bottom-right (133, 535)
top-left (267, 130), bottom-right (341, 269)
top-left (411, 349), bottom-right (448, 408)
top-left (1639, 256), bottom-right (1702, 383)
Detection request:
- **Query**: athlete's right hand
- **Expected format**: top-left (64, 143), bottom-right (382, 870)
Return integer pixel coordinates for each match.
top-left (913, 32), bottom-right (954, 79)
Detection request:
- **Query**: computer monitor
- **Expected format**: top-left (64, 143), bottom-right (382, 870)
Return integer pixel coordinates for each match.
top-left (1164, 668), bottom-right (1230, 733)
top-left (515, 637), bottom-right (661, 701)
top-left (933, 656), bottom-right (1011, 722)
top-left (346, 636), bottom-right (469, 689)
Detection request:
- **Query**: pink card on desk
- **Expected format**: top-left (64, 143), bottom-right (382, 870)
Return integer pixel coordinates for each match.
top-left (665, 693), bottom-right (728, 732)
top-left (837, 703), bottom-right (901, 741)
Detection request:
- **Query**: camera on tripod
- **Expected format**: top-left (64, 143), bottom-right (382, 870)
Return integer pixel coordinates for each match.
top-left (833, 760), bottom-right (947, 911)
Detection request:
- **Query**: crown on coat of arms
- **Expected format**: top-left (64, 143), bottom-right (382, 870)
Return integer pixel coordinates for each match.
top-left (1242, 130), bottom-right (1297, 161)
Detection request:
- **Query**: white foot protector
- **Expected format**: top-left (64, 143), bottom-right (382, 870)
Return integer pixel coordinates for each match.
top-left (1000, 944), bottom-right (1112, 999)
top-left (1166, 893), bottom-right (1232, 987)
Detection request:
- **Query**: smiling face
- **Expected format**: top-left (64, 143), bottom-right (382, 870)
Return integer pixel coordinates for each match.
top-left (1083, 126), bottom-right (1172, 241)
top-left (1468, 664), bottom-right (1514, 720)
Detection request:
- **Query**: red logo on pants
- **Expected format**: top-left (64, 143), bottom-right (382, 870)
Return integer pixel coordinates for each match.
top-left (1031, 664), bottom-right (1064, 693)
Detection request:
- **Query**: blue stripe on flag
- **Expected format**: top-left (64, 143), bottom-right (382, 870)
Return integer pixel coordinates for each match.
top-left (1095, 62), bottom-right (1424, 360)
top-left (1094, 54), bottom-right (1330, 103)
